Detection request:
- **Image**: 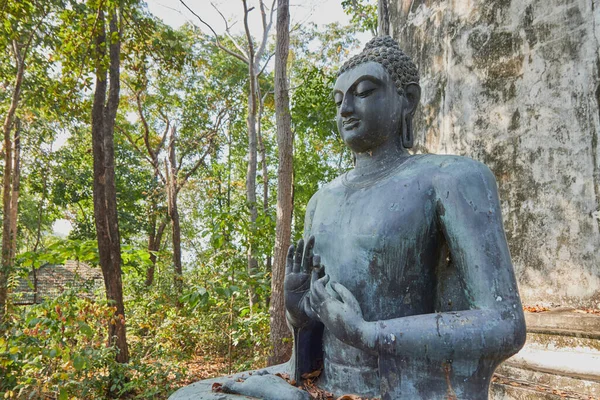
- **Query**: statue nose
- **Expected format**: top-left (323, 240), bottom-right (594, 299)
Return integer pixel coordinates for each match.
top-left (340, 95), bottom-right (354, 117)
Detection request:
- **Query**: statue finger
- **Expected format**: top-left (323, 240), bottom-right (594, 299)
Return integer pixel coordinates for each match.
top-left (313, 254), bottom-right (321, 269)
top-left (285, 245), bottom-right (295, 275)
top-left (302, 235), bottom-right (315, 273)
top-left (311, 266), bottom-right (323, 285)
top-left (313, 275), bottom-right (330, 301)
top-left (332, 282), bottom-right (361, 313)
top-left (293, 239), bottom-right (304, 273)
top-left (309, 288), bottom-right (324, 316)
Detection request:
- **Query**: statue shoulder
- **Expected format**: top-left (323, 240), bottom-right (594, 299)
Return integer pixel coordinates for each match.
top-left (415, 154), bottom-right (497, 186)
top-left (306, 173), bottom-right (346, 208)
top-left (303, 176), bottom-right (344, 235)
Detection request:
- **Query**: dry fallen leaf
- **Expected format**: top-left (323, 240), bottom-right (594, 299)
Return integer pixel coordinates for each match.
top-left (302, 369), bottom-right (322, 379)
top-left (523, 305), bottom-right (549, 313)
top-left (275, 372), bottom-right (291, 381)
top-left (211, 382), bottom-right (223, 392)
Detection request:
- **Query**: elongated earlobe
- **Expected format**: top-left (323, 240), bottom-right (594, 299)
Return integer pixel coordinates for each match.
top-left (402, 109), bottom-right (414, 148)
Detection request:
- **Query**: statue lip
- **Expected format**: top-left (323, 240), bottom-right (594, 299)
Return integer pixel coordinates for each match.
top-left (343, 118), bottom-right (360, 129)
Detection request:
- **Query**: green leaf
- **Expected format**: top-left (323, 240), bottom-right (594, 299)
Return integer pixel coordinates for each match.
top-left (73, 354), bottom-right (85, 371)
top-left (78, 322), bottom-right (93, 338)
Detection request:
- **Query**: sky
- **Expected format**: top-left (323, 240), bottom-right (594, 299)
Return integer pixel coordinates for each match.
top-left (53, 0), bottom-right (366, 237)
top-left (145, 0), bottom-right (355, 33)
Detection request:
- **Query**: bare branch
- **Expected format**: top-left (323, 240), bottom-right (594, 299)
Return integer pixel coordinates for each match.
top-left (155, 110), bottom-right (170, 156)
top-left (119, 125), bottom-right (167, 184)
top-left (135, 92), bottom-right (156, 159)
top-left (119, 127), bottom-right (153, 163)
top-left (156, 218), bottom-right (168, 246)
top-left (104, 9), bottom-right (121, 124)
top-left (258, 52), bottom-right (275, 77)
top-left (259, 0), bottom-right (268, 34)
top-left (21, 8), bottom-right (50, 58)
top-left (176, 136), bottom-right (215, 194)
top-left (176, 107), bottom-right (227, 191)
top-left (255, 0), bottom-right (276, 66)
top-left (210, 3), bottom-right (249, 59)
top-left (242, 0), bottom-right (256, 67)
top-left (179, 0), bottom-right (249, 64)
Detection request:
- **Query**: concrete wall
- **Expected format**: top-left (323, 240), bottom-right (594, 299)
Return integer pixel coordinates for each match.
top-left (383, 0), bottom-right (600, 307)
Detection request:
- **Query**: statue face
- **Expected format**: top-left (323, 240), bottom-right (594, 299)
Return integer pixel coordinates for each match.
top-left (333, 62), bottom-right (404, 153)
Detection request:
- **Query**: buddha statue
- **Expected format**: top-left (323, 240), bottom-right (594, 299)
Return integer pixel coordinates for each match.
top-left (170, 36), bottom-right (526, 400)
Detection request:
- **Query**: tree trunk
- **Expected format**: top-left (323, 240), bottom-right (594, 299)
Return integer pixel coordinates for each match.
top-left (145, 209), bottom-right (158, 286)
top-left (246, 63), bottom-right (260, 311)
top-left (9, 119), bottom-right (21, 263)
top-left (144, 173), bottom-right (167, 287)
top-left (33, 144), bottom-right (50, 253)
top-left (0, 40), bottom-right (24, 322)
top-left (269, 0), bottom-right (294, 365)
top-left (167, 126), bottom-right (183, 297)
top-left (145, 214), bottom-right (167, 287)
top-left (257, 91), bottom-right (272, 285)
top-left (91, 8), bottom-right (129, 364)
top-left (378, 0), bottom-right (390, 36)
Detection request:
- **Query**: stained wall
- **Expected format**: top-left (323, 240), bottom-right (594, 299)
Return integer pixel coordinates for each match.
top-left (385, 0), bottom-right (600, 307)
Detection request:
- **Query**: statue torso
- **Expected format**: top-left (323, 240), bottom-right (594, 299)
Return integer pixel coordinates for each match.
top-left (306, 155), bottom-right (454, 395)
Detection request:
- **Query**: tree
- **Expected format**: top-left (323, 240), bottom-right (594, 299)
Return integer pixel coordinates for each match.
top-left (341, 0), bottom-right (378, 36)
top-left (121, 25), bottom-right (227, 290)
top-left (180, 0), bottom-right (276, 310)
top-left (269, 0), bottom-right (294, 365)
top-left (0, 0), bottom-right (67, 322)
top-left (90, 4), bottom-right (128, 364)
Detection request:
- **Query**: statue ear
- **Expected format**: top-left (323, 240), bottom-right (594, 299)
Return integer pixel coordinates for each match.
top-left (403, 83), bottom-right (421, 116)
top-left (401, 108), bottom-right (413, 148)
top-left (401, 83), bottom-right (420, 149)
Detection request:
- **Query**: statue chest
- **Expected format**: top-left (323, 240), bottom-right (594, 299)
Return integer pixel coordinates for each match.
top-left (308, 176), bottom-right (443, 321)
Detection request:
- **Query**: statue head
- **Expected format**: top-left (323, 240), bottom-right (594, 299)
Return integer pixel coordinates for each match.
top-left (334, 36), bottom-right (421, 150)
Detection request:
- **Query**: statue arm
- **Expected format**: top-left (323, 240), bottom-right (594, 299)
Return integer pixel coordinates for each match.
top-left (346, 160), bottom-right (526, 360)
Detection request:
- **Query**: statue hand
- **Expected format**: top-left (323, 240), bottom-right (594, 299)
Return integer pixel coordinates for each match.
top-left (309, 275), bottom-right (370, 349)
top-left (284, 236), bottom-right (320, 328)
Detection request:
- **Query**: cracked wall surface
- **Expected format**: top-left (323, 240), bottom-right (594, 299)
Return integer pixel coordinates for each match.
top-left (386, 0), bottom-right (600, 307)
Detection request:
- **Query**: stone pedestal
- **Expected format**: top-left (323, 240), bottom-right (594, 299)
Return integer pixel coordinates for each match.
top-left (169, 364), bottom-right (287, 400)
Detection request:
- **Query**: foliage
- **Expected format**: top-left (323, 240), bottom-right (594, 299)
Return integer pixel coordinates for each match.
top-left (341, 0), bottom-right (378, 36)
top-left (51, 125), bottom-right (152, 243)
top-left (1, 289), bottom-right (119, 398)
top-left (0, 286), bottom-right (189, 399)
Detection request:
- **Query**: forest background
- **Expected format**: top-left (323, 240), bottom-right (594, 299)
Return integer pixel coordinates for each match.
top-left (0, 0), bottom-right (377, 398)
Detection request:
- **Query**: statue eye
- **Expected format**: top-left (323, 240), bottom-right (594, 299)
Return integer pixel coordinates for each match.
top-left (334, 94), bottom-right (343, 107)
top-left (355, 88), bottom-right (375, 98)
top-left (354, 81), bottom-right (377, 98)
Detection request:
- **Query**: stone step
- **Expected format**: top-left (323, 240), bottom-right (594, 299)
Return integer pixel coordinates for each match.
top-left (525, 310), bottom-right (600, 340)
top-left (491, 374), bottom-right (593, 400)
top-left (491, 310), bottom-right (600, 399)
top-left (496, 365), bottom-right (599, 399)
